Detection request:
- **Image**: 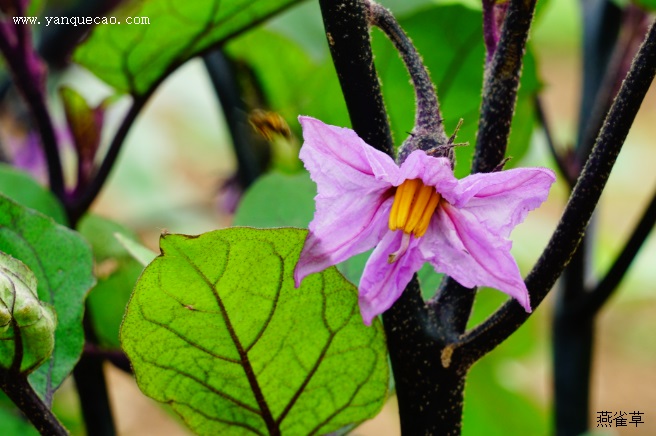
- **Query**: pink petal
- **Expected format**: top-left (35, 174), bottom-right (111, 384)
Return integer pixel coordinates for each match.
top-left (359, 231), bottom-right (425, 325)
top-left (298, 116), bottom-right (400, 187)
top-left (294, 117), bottom-right (400, 285)
top-left (398, 150), bottom-right (458, 193)
top-left (421, 202), bottom-right (532, 312)
top-left (452, 167), bottom-right (555, 238)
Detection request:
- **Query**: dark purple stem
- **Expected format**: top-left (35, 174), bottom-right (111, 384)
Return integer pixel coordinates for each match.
top-left (0, 2), bottom-right (64, 199)
top-left (482, 0), bottom-right (509, 64)
top-left (366, 2), bottom-right (448, 163)
top-left (474, 0), bottom-right (537, 174)
top-left (0, 370), bottom-right (68, 435)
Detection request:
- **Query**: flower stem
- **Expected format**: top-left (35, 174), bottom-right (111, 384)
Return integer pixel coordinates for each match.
top-left (366, 1), bottom-right (455, 164)
top-left (366, 2), bottom-right (446, 144)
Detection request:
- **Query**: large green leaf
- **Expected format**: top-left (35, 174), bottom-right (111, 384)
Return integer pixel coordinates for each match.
top-left (73, 0), bottom-right (304, 95)
top-left (121, 228), bottom-right (389, 435)
top-left (79, 214), bottom-right (145, 348)
top-left (0, 195), bottom-right (94, 404)
top-left (0, 164), bottom-right (66, 225)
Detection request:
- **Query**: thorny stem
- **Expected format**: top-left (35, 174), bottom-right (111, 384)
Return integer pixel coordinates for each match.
top-left (458, 19), bottom-right (656, 362)
top-left (366, 2), bottom-right (448, 162)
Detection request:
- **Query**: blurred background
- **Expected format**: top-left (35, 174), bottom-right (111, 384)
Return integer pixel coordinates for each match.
top-left (4, 0), bottom-right (655, 434)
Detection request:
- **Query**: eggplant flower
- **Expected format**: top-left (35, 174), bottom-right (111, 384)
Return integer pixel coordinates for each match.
top-left (293, 117), bottom-right (556, 325)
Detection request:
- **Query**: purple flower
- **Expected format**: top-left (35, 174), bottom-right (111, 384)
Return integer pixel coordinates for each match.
top-left (293, 117), bottom-right (556, 325)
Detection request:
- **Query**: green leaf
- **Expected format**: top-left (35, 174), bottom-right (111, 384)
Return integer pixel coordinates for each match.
top-left (78, 214), bottom-right (145, 348)
top-left (0, 164), bottom-right (66, 225)
top-left (121, 227), bottom-right (389, 435)
top-left (73, 0), bottom-right (305, 96)
top-left (0, 195), bottom-right (94, 404)
top-left (0, 252), bottom-right (56, 374)
top-left (233, 171), bottom-right (315, 229)
top-left (371, 3), bottom-right (540, 177)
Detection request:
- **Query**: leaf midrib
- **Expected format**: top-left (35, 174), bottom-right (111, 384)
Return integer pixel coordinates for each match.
top-left (169, 237), bottom-right (280, 435)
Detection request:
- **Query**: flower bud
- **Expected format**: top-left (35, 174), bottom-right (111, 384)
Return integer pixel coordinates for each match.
top-left (0, 252), bottom-right (55, 374)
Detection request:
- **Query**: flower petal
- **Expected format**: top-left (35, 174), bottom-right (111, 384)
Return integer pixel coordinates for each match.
top-left (298, 116), bottom-right (400, 187)
top-left (294, 117), bottom-right (399, 285)
top-left (398, 150), bottom-right (458, 193)
top-left (295, 196), bottom-right (393, 286)
top-left (359, 231), bottom-right (425, 325)
top-left (422, 202), bottom-right (532, 312)
top-left (451, 167), bottom-right (555, 238)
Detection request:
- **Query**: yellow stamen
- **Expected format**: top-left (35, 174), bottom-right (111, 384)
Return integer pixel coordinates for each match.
top-left (405, 184), bottom-right (434, 234)
top-left (395, 178), bottom-right (421, 229)
top-left (388, 178), bottom-right (441, 237)
top-left (414, 190), bottom-right (441, 237)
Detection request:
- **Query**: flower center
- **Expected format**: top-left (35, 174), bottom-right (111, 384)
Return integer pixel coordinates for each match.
top-left (388, 178), bottom-right (441, 238)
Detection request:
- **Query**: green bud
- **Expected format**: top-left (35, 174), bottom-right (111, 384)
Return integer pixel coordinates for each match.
top-left (0, 252), bottom-right (56, 374)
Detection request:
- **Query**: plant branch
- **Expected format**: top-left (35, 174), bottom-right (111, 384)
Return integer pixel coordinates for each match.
top-left (319, 2), bottom-right (470, 433)
top-left (0, 370), bottom-right (68, 435)
top-left (534, 96), bottom-right (575, 187)
top-left (458, 19), bottom-right (656, 362)
top-left (203, 50), bottom-right (268, 188)
top-left (0, 12), bottom-right (65, 199)
top-left (473, 0), bottom-right (537, 174)
top-left (577, 186), bottom-right (656, 316)
top-left (367, 2), bottom-right (447, 151)
top-left (67, 96), bottom-right (148, 225)
top-left (318, 0), bottom-right (394, 156)
top-left (428, 0), bottom-right (539, 338)
top-left (576, 0), bottom-right (622, 159)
